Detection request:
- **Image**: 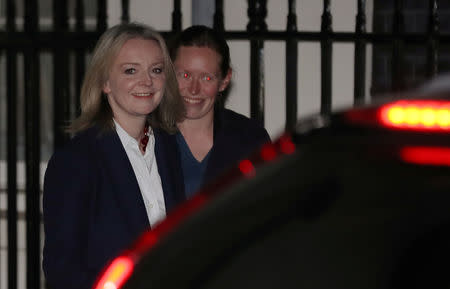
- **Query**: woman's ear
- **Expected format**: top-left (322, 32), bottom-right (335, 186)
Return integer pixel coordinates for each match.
top-left (103, 81), bottom-right (111, 94)
top-left (219, 69), bottom-right (232, 92)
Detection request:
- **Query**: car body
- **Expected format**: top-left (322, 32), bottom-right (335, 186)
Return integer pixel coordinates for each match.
top-left (93, 91), bottom-right (450, 289)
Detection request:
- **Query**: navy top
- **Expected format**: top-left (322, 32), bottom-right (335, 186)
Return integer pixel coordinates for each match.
top-left (176, 132), bottom-right (211, 198)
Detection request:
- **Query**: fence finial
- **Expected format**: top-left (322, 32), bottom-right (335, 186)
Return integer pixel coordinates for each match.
top-left (356, 0), bottom-right (366, 34)
top-left (121, 0), bottom-right (130, 23)
top-left (285, 0), bottom-right (298, 131)
top-left (97, 0), bottom-right (107, 32)
top-left (172, 0), bottom-right (182, 32)
top-left (247, 0), bottom-right (267, 125)
top-left (247, 0), bottom-right (268, 32)
top-left (214, 0), bottom-right (225, 33)
top-left (427, 0), bottom-right (440, 78)
top-left (354, 0), bottom-right (367, 105)
top-left (321, 0), bottom-right (333, 115)
top-left (321, 0), bottom-right (332, 33)
top-left (392, 0), bottom-right (405, 92)
top-left (75, 0), bottom-right (85, 31)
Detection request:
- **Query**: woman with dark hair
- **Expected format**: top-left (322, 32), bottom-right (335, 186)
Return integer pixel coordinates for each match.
top-left (169, 25), bottom-right (271, 198)
top-left (43, 22), bottom-right (185, 289)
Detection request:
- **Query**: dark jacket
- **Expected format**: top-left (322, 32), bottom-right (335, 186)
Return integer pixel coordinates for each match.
top-left (205, 108), bottom-right (271, 182)
top-left (42, 126), bottom-right (185, 289)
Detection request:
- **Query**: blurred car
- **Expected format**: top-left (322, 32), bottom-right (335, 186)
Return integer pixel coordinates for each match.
top-left (93, 91), bottom-right (450, 289)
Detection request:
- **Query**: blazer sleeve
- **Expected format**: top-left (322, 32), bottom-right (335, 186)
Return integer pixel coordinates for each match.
top-left (42, 147), bottom-right (98, 289)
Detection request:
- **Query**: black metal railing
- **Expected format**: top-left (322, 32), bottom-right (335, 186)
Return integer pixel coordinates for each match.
top-left (6, 2), bottom-right (18, 289)
top-left (0, 1), bottom-right (446, 289)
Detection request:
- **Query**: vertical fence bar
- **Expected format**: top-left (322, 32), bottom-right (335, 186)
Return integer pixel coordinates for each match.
top-left (53, 0), bottom-right (70, 148)
top-left (214, 0), bottom-right (226, 109)
top-left (247, 0), bottom-right (267, 125)
top-left (354, 0), bottom-right (366, 104)
top-left (97, 0), bottom-right (107, 32)
top-left (6, 1), bottom-right (18, 289)
top-left (75, 0), bottom-right (85, 115)
top-left (285, 0), bottom-right (298, 131)
top-left (121, 0), bottom-right (130, 23)
top-left (320, 0), bottom-right (332, 115)
top-left (75, 0), bottom-right (85, 36)
top-left (24, 0), bottom-right (41, 288)
top-left (172, 0), bottom-right (182, 32)
top-left (214, 0), bottom-right (225, 33)
top-left (392, 0), bottom-right (404, 91)
top-left (427, 0), bottom-right (439, 78)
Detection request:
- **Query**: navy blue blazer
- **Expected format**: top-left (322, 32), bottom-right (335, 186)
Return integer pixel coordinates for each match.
top-left (42, 126), bottom-right (185, 289)
top-left (176, 108), bottom-right (271, 195)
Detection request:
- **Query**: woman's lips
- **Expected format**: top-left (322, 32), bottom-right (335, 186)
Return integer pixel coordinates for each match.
top-left (184, 97), bottom-right (202, 104)
top-left (133, 92), bottom-right (154, 98)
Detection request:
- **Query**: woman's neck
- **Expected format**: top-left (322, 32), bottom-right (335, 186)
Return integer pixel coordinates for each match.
top-left (178, 116), bottom-right (214, 138)
top-left (114, 116), bottom-right (147, 141)
top-left (178, 115), bottom-right (214, 162)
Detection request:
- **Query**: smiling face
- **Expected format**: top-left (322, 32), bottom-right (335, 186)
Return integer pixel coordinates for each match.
top-left (174, 46), bottom-right (231, 121)
top-left (103, 37), bottom-right (165, 125)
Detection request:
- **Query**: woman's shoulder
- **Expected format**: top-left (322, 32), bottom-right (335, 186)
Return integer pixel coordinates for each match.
top-left (66, 126), bottom-right (102, 149)
top-left (48, 126), bottom-right (105, 165)
top-left (215, 108), bottom-right (271, 144)
top-left (220, 108), bottom-right (269, 133)
top-left (220, 108), bottom-right (254, 125)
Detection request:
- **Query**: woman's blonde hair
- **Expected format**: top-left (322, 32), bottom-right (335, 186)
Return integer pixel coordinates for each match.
top-left (69, 22), bottom-right (184, 134)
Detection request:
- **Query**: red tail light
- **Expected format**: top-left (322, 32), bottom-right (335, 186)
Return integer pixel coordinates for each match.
top-left (260, 143), bottom-right (277, 161)
top-left (279, 134), bottom-right (296, 154)
top-left (239, 159), bottom-right (256, 177)
top-left (379, 100), bottom-right (450, 131)
top-left (345, 100), bottom-right (450, 132)
top-left (400, 146), bottom-right (450, 166)
top-left (94, 257), bottom-right (134, 289)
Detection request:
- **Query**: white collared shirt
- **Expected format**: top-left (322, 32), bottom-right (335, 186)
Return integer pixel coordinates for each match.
top-left (114, 120), bottom-right (166, 227)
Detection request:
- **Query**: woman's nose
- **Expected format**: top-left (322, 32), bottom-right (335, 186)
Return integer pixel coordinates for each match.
top-left (142, 71), bottom-right (153, 85)
top-left (189, 78), bottom-right (200, 95)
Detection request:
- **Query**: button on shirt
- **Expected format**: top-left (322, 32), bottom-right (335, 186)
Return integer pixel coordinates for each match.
top-left (114, 120), bottom-right (166, 227)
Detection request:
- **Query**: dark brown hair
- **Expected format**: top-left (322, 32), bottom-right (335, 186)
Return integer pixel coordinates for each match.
top-left (169, 25), bottom-right (231, 77)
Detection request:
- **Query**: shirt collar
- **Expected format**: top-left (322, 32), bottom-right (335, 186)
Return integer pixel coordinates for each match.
top-left (114, 119), bottom-right (138, 148)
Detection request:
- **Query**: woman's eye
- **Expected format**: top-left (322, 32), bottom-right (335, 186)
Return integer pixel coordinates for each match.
top-left (153, 67), bottom-right (163, 74)
top-left (202, 75), bottom-right (214, 81)
top-left (124, 68), bottom-right (136, 74)
top-left (177, 72), bottom-right (190, 79)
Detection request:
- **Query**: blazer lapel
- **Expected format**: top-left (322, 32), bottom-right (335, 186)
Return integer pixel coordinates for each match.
top-left (154, 129), bottom-right (186, 213)
top-left (97, 130), bottom-right (150, 233)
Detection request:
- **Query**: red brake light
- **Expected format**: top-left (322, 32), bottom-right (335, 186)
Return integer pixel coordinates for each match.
top-left (239, 159), bottom-right (256, 177)
top-left (400, 146), bottom-right (450, 166)
top-left (379, 100), bottom-right (450, 131)
top-left (94, 256), bottom-right (134, 289)
top-left (279, 135), bottom-right (296, 154)
top-left (260, 143), bottom-right (277, 161)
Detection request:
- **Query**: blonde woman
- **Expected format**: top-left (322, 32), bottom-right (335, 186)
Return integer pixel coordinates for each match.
top-left (42, 22), bottom-right (185, 289)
